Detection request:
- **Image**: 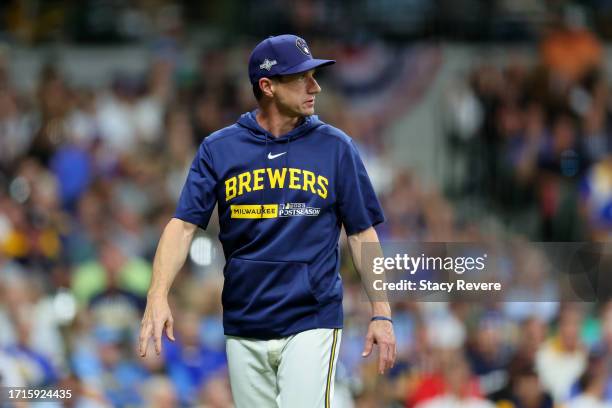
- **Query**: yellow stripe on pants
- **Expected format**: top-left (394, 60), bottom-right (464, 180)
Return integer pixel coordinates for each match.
top-left (325, 328), bottom-right (339, 408)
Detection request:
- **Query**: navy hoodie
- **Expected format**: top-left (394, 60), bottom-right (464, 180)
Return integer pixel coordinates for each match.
top-left (174, 110), bottom-right (384, 339)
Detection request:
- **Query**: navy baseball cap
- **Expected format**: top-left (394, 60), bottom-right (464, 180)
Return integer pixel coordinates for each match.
top-left (248, 34), bottom-right (335, 85)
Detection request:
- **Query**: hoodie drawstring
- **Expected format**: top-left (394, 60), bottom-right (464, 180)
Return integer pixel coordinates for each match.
top-left (282, 135), bottom-right (293, 207)
top-left (261, 133), bottom-right (269, 220)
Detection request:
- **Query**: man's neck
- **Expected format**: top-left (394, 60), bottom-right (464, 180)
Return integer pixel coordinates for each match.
top-left (256, 107), bottom-right (303, 138)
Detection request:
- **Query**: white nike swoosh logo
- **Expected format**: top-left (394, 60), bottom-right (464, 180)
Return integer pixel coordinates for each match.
top-left (268, 152), bottom-right (287, 159)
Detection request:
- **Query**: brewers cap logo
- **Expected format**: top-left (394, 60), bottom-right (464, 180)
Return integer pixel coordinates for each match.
top-left (260, 58), bottom-right (278, 71)
top-left (296, 38), bottom-right (310, 56)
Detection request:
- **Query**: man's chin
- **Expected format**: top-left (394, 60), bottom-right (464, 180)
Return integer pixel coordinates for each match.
top-left (286, 104), bottom-right (315, 117)
top-left (302, 107), bottom-right (315, 116)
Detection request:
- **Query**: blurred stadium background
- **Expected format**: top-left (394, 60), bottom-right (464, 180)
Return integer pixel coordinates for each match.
top-left (0, 0), bottom-right (611, 407)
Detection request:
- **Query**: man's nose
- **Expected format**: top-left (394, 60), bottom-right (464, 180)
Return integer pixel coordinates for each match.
top-left (308, 78), bottom-right (321, 94)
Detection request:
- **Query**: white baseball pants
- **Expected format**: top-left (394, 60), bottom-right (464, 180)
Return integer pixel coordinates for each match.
top-left (226, 328), bottom-right (342, 408)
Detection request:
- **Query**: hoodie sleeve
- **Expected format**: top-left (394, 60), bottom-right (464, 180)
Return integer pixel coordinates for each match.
top-left (174, 141), bottom-right (217, 229)
top-left (336, 140), bottom-right (385, 235)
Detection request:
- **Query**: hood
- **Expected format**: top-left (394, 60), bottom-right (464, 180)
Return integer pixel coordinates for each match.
top-left (237, 109), bottom-right (324, 141)
top-left (236, 109), bottom-right (324, 220)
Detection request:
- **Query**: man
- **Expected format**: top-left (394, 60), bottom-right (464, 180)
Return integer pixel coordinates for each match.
top-left (139, 34), bottom-right (396, 407)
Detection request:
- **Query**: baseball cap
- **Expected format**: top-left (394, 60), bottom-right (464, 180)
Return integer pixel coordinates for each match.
top-left (248, 34), bottom-right (335, 85)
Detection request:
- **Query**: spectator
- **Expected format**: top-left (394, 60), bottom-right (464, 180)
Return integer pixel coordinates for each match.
top-left (71, 240), bottom-right (150, 310)
top-left (196, 373), bottom-right (234, 408)
top-left (72, 324), bottom-right (147, 407)
top-left (0, 271), bottom-right (66, 371)
top-left (490, 359), bottom-right (554, 408)
top-left (163, 310), bottom-right (227, 406)
top-left (3, 310), bottom-right (59, 386)
top-left (0, 348), bottom-right (25, 387)
top-left (466, 314), bottom-right (513, 396)
top-left (414, 354), bottom-right (494, 408)
top-left (566, 354), bottom-right (612, 408)
top-left (513, 317), bottom-right (549, 364)
top-left (580, 157), bottom-right (612, 240)
top-left (141, 375), bottom-right (178, 408)
top-left (540, 7), bottom-right (602, 85)
top-left (535, 305), bottom-right (587, 403)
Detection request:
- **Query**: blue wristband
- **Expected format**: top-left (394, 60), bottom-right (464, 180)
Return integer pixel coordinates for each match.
top-left (371, 316), bottom-right (393, 324)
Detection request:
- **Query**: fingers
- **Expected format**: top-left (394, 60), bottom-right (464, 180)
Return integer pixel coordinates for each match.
top-left (362, 335), bottom-right (374, 357)
top-left (372, 335), bottom-right (396, 374)
top-left (139, 321), bottom-right (152, 357)
top-left (363, 321), bottom-right (397, 374)
top-left (154, 320), bottom-right (164, 355)
top-left (140, 316), bottom-right (172, 357)
top-left (378, 343), bottom-right (387, 374)
top-left (378, 342), bottom-right (396, 374)
top-left (139, 297), bottom-right (173, 357)
top-left (165, 318), bottom-right (175, 341)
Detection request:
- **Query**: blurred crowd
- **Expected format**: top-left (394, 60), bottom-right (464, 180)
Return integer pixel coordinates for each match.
top-left (446, 12), bottom-right (612, 242)
top-left (0, 6), bottom-right (612, 408)
top-left (3, 0), bottom-right (612, 44)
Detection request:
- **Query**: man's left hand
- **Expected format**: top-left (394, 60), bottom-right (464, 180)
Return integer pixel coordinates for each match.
top-left (361, 320), bottom-right (396, 374)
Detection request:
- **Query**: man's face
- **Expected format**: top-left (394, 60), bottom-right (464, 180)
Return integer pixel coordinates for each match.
top-left (271, 69), bottom-right (321, 117)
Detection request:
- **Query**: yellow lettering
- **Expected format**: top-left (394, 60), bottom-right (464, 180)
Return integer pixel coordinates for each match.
top-left (225, 176), bottom-right (237, 201)
top-left (226, 168), bottom-right (328, 201)
top-left (238, 172), bottom-right (252, 196)
top-left (302, 170), bottom-right (316, 194)
top-left (252, 169), bottom-right (265, 191)
top-left (267, 168), bottom-right (287, 189)
top-left (231, 204), bottom-right (278, 219)
top-left (289, 168), bottom-right (301, 189)
top-left (316, 175), bottom-right (328, 199)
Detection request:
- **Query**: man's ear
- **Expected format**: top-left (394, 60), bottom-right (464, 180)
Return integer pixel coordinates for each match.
top-left (259, 78), bottom-right (275, 98)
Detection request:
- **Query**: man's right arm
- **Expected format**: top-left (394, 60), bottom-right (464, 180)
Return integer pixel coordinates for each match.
top-left (139, 217), bottom-right (198, 357)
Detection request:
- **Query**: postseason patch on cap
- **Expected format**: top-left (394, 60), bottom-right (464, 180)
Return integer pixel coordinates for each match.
top-left (260, 58), bottom-right (277, 71)
top-left (296, 38), bottom-right (310, 56)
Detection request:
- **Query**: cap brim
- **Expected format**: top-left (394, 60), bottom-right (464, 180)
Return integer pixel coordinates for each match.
top-left (279, 59), bottom-right (335, 76)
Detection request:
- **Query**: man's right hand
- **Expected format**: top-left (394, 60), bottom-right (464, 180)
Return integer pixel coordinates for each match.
top-left (139, 218), bottom-right (197, 357)
top-left (139, 293), bottom-right (175, 357)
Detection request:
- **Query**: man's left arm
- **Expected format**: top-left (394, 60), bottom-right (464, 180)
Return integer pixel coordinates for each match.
top-left (347, 226), bottom-right (397, 374)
